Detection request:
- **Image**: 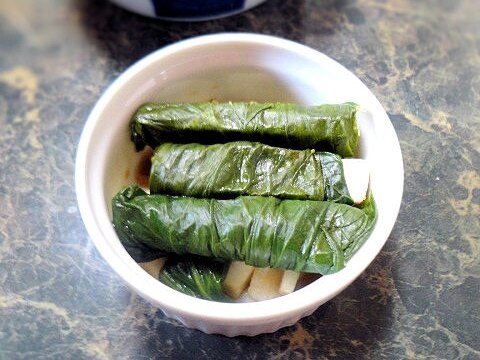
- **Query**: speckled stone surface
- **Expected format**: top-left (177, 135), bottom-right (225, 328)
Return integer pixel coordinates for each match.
top-left (0, 0), bottom-right (479, 359)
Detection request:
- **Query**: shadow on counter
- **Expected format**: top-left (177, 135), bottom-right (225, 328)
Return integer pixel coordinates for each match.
top-left (74, 0), bottom-right (352, 71)
top-left (129, 251), bottom-right (395, 359)
top-left (254, 250), bottom-right (395, 357)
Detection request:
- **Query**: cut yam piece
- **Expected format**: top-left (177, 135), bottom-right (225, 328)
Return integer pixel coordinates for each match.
top-left (139, 258), bottom-right (166, 279)
top-left (342, 158), bottom-right (370, 204)
top-left (279, 270), bottom-right (301, 295)
top-left (247, 267), bottom-right (284, 301)
top-left (222, 261), bottom-right (255, 299)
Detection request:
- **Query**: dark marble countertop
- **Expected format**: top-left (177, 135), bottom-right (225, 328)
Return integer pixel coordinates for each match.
top-left (1, 0), bottom-right (479, 359)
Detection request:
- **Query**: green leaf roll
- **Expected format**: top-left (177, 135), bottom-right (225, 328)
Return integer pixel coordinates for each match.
top-left (159, 255), bottom-right (231, 302)
top-left (112, 185), bottom-right (377, 275)
top-left (150, 141), bottom-right (353, 204)
top-left (130, 101), bottom-right (360, 157)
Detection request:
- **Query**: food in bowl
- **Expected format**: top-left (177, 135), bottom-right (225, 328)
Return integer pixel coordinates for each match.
top-left (111, 100), bottom-right (377, 302)
top-left (130, 101), bottom-right (360, 157)
top-left (75, 33), bottom-right (403, 336)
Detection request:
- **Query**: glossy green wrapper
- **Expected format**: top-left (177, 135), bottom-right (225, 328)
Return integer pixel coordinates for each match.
top-left (112, 185), bottom-right (376, 275)
top-left (150, 141), bottom-right (353, 204)
top-left (131, 101), bottom-right (359, 157)
top-left (159, 255), bottom-right (231, 302)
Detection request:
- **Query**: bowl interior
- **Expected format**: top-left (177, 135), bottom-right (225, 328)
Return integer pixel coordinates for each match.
top-left (76, 34), bottom-right (403, 331)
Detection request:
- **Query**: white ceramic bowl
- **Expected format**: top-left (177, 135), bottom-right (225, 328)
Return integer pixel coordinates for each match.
top-left (109, 0), bottom-right (267, 21)
top-left (75, 33), bottom-right (403, 337)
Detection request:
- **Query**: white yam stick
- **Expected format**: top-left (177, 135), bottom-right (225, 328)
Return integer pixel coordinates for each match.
top-left (279, 270), bottom-right (301, 295)
top-left (247, 267), bottom-right (284, 301)
top-left (222, 261), bottom-right (255, 299)
top-left (342, 158), bottom-right (370, 204)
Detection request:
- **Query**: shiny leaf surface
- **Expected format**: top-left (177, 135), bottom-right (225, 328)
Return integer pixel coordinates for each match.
top-left (131, 102), bottom-right (359, 157)
top-left (150, 141), bottom-right (353, 203)
top-left (112, 185), bottom-right (376, 275)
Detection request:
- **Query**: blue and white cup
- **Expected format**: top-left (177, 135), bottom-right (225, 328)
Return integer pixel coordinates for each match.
top-left (110, 0), bottom-right (267, 21)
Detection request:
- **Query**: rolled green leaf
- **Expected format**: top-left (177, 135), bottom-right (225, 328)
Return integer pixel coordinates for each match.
top-left (131, 101), bottom-right (359, 157)
top-left (150, 141), bottom-right (353, 204)
top-left (159, 255), bottom-right (231, 302)
top-left (112, 185), bottom-right (377, 275)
